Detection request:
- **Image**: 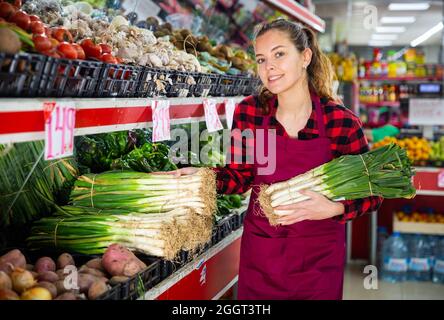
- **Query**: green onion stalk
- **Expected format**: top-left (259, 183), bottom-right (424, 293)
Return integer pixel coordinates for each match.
top-left (259, 144), bottom-right (416, 225)
top-left (69, 168), bottom-right (217, 217)
top-left (27, 207), bottom-right (212, 260)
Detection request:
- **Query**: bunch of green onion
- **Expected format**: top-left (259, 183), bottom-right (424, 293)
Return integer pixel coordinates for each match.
top-left (27, 206), bottom-right (212, 260)
top-left (69, 168), bottom-right (217, 217)
top-left (259, 144), bottom-right (416, 225)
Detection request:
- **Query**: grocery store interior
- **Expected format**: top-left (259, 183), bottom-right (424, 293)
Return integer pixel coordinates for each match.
top-left (0, 0), bottom-right (443, 301)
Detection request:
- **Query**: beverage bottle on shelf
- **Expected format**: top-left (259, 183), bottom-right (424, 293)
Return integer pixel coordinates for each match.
top-left (432, 237), bottom-right (444, 284)
top-left (381, 232), bottom-right (408, 283)
top-left (389, 85), bottom-right (397, 102)
top-left (377, 226), bottom-right (389, 270)
top-left (408, 234), bottom-right (432, 282)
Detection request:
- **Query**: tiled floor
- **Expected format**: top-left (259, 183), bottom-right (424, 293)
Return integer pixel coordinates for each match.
top-left (343, 262), bottom-right (444, 300)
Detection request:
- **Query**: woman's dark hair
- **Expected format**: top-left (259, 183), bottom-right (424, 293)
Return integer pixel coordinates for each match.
top-left (253, 19), bottom-right (336, 113)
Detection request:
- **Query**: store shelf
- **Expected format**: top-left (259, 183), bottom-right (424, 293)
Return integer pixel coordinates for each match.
top-left (0, 96), bottom-right (245, 144)
top-left (413, 167), bottom-right (444, 196)
top-left (263, 0), bottom-right (325, 33)
top-left (359, 101), bottom-right (400, 108)
top-left (141, 227), bottom-right (243, 300)
top-left (393, 217), bottom-right (444, 235)
top-left (358, 76), bottom-right (443, 82)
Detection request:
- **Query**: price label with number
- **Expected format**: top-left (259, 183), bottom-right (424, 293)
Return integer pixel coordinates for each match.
top-left (44, 101), bottom-right (76, 160)
top-left (203, 99), bottom-right (223, 133)
top-left (225, 99), bottom-right (236, 130)
top-left (152, 100), bottom-right (171, 142)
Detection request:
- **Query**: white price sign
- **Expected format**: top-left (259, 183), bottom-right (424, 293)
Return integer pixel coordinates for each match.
top-left (225, 99), bottom-right (236, 130)
top-left (44, 101), bottom-right (76, 161)
top-left (438, 170), bottom-right (444, 188)
top-left (203, 99), bottom-right (223, 133)
top-left (152, 100), bottom-right (171, 142)
top-left (408, 99), bottom-right (444, 125)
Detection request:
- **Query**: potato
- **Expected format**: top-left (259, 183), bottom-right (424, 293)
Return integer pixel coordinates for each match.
top-left (30, 271), bottom-right (39, 279)
top-left (55, 279), bottom-right (73, 295)
top-left (79, 266), bottom-right (106, 278)
top-left (102, 244), bottom-right (146, 277)
top-left (0, 28), bottom-right (21, 55)
top-left (57, 253), bottom-right (75, 269)
top-left (0, 288), bottom-right (20, 300)
top-left (109, 276), bottom-right (129, 286)
top-left (34, 257), bottom-right (56, 273)
top-left (85, 258), bottom-right (104, 271)
top-left (54, 292), bottom-right (77, 300)
top-left (78, 273), bottom-right (100, 294)
top-left (0, 271), bottom-right (12, 290)
top-left (36, 281), bottom-right (57, 299)
top-left (88, 280), bottom-right (109, 300)
top-left (0, 249), bottom-right (26, 273)
top-left (26, 264), bottom-right (34, 271)
top-left (38, 271), bottom-right (59, 283)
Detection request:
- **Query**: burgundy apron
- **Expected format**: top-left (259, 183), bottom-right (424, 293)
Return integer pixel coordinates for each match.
top-left (237, 93), bottom-right (346, 300)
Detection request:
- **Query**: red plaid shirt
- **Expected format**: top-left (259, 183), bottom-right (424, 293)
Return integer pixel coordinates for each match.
top-left (214, 95), bottom-right (383, 223)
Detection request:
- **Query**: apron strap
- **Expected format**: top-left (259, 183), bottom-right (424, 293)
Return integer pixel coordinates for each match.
top-left (311, 93), bottom-right (327, 138)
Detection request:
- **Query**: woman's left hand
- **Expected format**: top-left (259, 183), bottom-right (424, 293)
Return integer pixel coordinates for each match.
top-left (275, 190), bottom-right (345, 225)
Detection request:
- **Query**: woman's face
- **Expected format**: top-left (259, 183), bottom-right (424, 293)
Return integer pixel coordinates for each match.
top-left (254, 29), bottom-right (311, 94)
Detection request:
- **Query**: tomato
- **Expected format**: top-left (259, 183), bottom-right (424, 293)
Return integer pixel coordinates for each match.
top-left (30, 20), bottom-right (44, 34)
top-left (33, 34), bottom-right (52, 52)
top-left (99, 43), bottom-right (112, 54)
top-left (10, 10), bottom-right (30, 31)
top-left (80, 38), bottom-right (102, 59)
top-left (52, 27), bottom-right (73, 43)
top-left (100, 53), bottom-right (117, 64)
top-left (0, 2), bottom-right (16, 19)
top-left (72, 43), bottom-right (85, 60)
top-left (4, 0), bottom-right (22, 8)
top-left (28, 15), bottom-right (40, 22)
top-left (57, 42), bottom-right (77, 60)
top-left (41, 49), bottom-right (60, 58)
top-left (115, 57), bottom-right (124, 64)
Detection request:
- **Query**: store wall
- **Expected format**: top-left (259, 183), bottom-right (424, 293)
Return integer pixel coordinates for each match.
top-left (349, 45), bottom-right (442, 64)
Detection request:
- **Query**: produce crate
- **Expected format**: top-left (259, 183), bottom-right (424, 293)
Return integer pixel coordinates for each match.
top-left (136, 67), bottom-right (173, 98)
top-left (119, 256), bottom-right (162, 300)
top-left (39, 57), bottom-right (102, 97)
top-left (192, 72), bottom-right (219, 97)
top-left (167, 70), bottom-right (194, 98)
top-left (243, 77), bottom-right (262, 96)
top-left (0, 53), bottom-right (47, 97)
top-left (97, 63), bottom-right (144, 98)
top-left (213, 75), bottom-right (244, 96)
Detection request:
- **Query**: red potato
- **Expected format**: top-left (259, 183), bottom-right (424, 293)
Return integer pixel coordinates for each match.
top-left (35, 281), bottom-right (57, 299)
top-left (77, 273), bottom-right (101, 294)
top-left (88, 280), bottom-right (109, 300)
top-left (0, 249), bottom-right (26, 274)
top-left (85, 258), bottom-right (104, 271)
top-left (0, 271), bottom-right (12, 290)
top-left (38, 271), bottom-right (59, 283)
top-left (102, 244), bottom-right (146, 277)
top-left (34, 257), bottom-right (56, 273)
top-left (79, 265), bottom-right (106, 278)
top-left (56, 253), bottom-right (75, 270)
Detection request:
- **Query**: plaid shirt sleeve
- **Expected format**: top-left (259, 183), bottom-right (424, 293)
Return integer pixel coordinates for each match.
top-left (213, 97), bottom-right (256, 194)
top-left (325, 104), bottom-right (384, 224)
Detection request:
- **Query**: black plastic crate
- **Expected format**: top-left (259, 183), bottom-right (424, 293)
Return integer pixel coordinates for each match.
top-left (119, 255), bottom-right (161, 300)
top-left (243, 77), bottom-right (262, 96)
top-left (97, 63), bottom-right (144, 98)
top-left (192, 72), bottom-right (219, 97)
top-left (136, 67), bottom-right (173, 98)
top-left (39, 57), bottom-right (102, 97)
top-left (167, 70), bottom-right (195, 98)
top-left (0, 53), bottom-right (47, 97)
top-left (214, 75), bottom-right (245, 97)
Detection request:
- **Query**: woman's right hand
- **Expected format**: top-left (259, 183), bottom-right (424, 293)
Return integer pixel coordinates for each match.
top-left (152, 167), bottom-right (200, 177)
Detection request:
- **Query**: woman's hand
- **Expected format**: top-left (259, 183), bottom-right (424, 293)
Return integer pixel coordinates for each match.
top-left (275, 190), bottom-right (345, 225)
top-left (152, 167), bottom-right (200, 177)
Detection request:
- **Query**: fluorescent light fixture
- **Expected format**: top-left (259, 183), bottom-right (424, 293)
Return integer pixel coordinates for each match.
top-left (375, 26), bottom-right (407, 33)
top-left (381, 16), bottom-right (416, 24)
top-left (389, 3), bottom-right (430, 11)
top-left (410, 22), bottom-right (444, 47)
top-left (368, 40), bottom-right (393, 47)
top-left (371, 34), bottom-right (398, 40)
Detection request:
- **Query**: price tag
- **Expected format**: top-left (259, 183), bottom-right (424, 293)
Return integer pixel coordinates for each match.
top-left (178, 88), bottom-right (189, 98)
top-left (202, 88), bottom-right (210, 98)
top-left (44, 101), bottom-right (76, 160)
top-left (438, 170), bottom-right (444, 188)
top-left (152, 100), bottom-right (171, 142)
top-left (203, 99), bottom-right (223, 133)
top-left (225, 99), bottom-right (236, 130)
top-left (408, 99), bottom-right (444, 125)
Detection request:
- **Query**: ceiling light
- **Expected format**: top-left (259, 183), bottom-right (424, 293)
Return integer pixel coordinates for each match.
top-left (375, 26), bottom-right (407, 33)
top-left (389, 3), bottom-right (430, 11)
top-left (410, 22), bottom-right (444, 47)
top-left (368, 40), bottom-right (393, 47)
top-left (381, 16), bottom-right (416, 24)
top-left (372, 34), bottom-right (398, 40)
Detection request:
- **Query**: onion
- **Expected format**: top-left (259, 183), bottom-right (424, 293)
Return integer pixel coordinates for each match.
top-left (110, 15), bottom-right (129, 29)
top-left (0, 271), bottom-right (12, 290)
top-left (11, 268), bottom-right (36, 293)
top-left (0, 288), bottom-right (19, 300)
top-left (21, 287), bottom-right (52, 300)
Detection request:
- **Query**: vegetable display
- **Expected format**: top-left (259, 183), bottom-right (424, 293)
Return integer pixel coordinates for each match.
top-left (259, 144), bottom-right (416, 225)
